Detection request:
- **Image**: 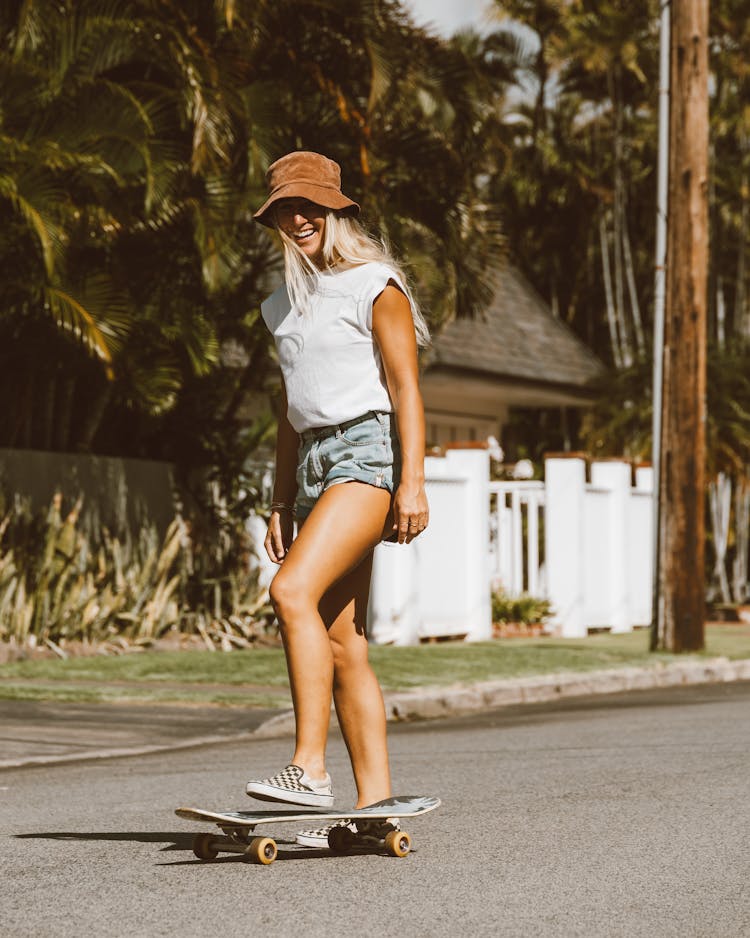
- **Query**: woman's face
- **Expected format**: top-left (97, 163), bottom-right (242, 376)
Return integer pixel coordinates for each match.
top-left (275, 198), bottom-right (326, 265)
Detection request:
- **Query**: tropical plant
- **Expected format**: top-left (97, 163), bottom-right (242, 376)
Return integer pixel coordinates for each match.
top-left (578, 342), bottom-right (750, 469)
top-left (491, 587), bottom-right (553, 625)
top-left (709, 0), bottom-right (750, 346)
top-left (0, 0), bottom-right (255, 451)
top-left (4, 1), bottom-right (750, 625)
top-left (0, 0), bottom-right (514, 460)
top-left (0, 492), bottom-right (272, 649)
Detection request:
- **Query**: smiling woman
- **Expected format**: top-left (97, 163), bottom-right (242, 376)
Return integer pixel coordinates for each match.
top-left (275, 197), bottom-right (327, 261)
top-left (241, 149), bottom-right (432, 848)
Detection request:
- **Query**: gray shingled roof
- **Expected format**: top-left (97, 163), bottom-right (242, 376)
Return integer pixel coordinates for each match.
top-left (423, 263), bottom-right (605, 391)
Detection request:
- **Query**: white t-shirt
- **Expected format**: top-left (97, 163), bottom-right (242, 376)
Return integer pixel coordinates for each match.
top-left (261, 261), bottom-right (408, 433)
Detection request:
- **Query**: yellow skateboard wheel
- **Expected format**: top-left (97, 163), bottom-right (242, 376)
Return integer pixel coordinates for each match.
top-left (384, 830), bottom-right (411, 857)
top-left (246, 836), bottom-right (278, 865)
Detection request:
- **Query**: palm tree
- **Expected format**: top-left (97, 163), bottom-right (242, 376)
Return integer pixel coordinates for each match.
top-left (557, 0), bottom-right (655, 366)
top-left (0, 0), bottom-right (261, 452)
top-left (2, 0), bottom-right (519, 459)
top-left (244, 0), bottom-right (512, 323)
top-left (489, 0), bottom-right (567, 143)
top-left (482, 1), bottom-right (658, 370)
top-left (709, 0), bottom-right (750, 344)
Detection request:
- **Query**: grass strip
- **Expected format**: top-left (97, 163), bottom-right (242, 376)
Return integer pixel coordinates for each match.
top-left (0, 647), bottom-right (291, 685)
top-left (0, 682), bottom-right (291, 708)
top-left (0, 625), bottom-right (748, 705)
top-left (371, 628), bottom-right (750, 688)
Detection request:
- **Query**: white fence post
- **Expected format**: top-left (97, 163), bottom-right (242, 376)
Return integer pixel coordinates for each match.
top-left (635, 464), bottom-right (653, 492)
top-left (590, 459), bottom-right (632, 633)
top-left (368, 447), bottom-right (491, 644)
top-left (368, 541), bottom-right (420, 645)
top-left (545, 454), bottom-right (587, 637)
top-left (414, 448), bottom-right (492, 642)
top-left (631, 464), bottom-right (654, 626)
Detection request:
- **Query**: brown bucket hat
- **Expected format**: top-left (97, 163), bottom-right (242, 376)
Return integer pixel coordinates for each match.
top-left (253, 151), bottom-right (360, 228)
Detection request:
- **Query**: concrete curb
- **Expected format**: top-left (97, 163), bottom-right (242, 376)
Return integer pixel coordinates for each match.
top-left (252, 656), bottom-right (750, 738)
top-left (384, 656), bottom-right (750, 721)
top-left (4, 658), bottom-right (749, 767)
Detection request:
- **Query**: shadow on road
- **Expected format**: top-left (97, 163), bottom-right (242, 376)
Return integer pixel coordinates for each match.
top-left (15, 830), bottom-right (193, 851)
top-left (157, 845), bottom-right (403, 865)
top-left (157, 846), bottom-right (344, 866)
top-left (13, 830), bottom-right (394, 864)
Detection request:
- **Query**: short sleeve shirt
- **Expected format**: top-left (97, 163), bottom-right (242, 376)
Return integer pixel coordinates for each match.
top-left (261, 262), bottom-right (408, 433)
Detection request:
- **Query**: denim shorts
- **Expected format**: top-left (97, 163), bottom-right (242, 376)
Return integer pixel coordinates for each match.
top-left (295, 410), bottom-right (402, 525)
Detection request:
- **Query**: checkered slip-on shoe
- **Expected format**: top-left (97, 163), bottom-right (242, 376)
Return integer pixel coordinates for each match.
top-left (245, 764), bottom-right (334, 808)
top-left (296, 820), bottom-right (354, 848)
top-left (296, 818), bottom-right (400, 848)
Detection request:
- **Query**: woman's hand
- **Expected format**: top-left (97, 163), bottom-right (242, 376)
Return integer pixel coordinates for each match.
top-left (392, 484), bottom-right (429, 544)
top-left (265, 508), bottom-right (296, 563)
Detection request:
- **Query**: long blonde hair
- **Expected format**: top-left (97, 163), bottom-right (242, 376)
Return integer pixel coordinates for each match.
top-left (276, 211), bottom-right (431, 348)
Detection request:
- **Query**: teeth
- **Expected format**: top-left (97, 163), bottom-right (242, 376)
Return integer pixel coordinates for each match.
top-left (295, 230), bottom-right (314, 240)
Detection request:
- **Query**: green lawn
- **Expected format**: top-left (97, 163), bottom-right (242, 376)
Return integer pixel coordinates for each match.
top-left (1, 625), bottom-right (748, 707)
top-left (0, 683), bottom-right (289, 708)
top-left (0, 647), bottom-right (293, 686)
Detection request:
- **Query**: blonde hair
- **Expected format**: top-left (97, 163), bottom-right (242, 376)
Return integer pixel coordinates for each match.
top-left (276, 211), bottom-right (431, 348)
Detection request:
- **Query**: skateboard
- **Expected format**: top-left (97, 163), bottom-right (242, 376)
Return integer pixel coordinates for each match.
top-left (176, 795), bottom-right (440, 865)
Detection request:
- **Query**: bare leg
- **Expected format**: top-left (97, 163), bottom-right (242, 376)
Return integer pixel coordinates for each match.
top-left (319, 550), bottom-right (391, 807)
top-left (268, 481), bottom-right (391, 781)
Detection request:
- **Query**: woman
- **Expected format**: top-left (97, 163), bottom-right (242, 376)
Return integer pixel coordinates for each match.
top-left (245, 151), bottom-right (430, 846)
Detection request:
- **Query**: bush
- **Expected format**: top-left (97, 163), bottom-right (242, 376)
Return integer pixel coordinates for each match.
top-left (491, 589), bottom-right (553, 625)
top-left (0, 494), bottom-right (272, 650)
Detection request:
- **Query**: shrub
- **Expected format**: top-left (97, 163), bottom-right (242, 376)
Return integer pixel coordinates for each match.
top-left (0, 494), bottom-right (272, 650)
top-left (491, 588), bottom-right (553, 625)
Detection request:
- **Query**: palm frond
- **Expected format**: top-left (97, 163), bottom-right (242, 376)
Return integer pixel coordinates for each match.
top-left (43, 274), bottom-right (132, 372)
top-left (0, 171), bottom-right (66, 275)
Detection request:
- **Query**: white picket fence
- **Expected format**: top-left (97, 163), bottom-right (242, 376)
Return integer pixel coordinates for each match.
top-left (368, 448), bottom-right (492, 644)
top-left (248, 449), bottom-right (655, 643)
top-left (369, 451), bottom-right (655, 641)
top-left (489, 480), bottom-right (546, 598)
top-left (542, 456), bottom-right (653, 637)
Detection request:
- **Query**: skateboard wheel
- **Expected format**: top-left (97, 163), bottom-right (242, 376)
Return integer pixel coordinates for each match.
top-left (328, 825), bottom-right (355, 853)
top-left (246, 836), bottom-right (277, 865)
top-left (384, 830), bottom-right (411, 858)
top-left (193, 833), bottom-right (219, 860)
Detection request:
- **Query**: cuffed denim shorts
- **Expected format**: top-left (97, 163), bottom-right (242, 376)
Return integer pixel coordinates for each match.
top-left (295, 410), bottom-right (402, 526)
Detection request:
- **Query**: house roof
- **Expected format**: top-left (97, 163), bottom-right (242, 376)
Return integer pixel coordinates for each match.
top-left (422, 263), bottom-right (605, 395)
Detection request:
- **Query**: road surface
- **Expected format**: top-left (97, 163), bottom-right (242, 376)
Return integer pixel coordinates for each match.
top-left (2, 682), bottom-right (749, 937)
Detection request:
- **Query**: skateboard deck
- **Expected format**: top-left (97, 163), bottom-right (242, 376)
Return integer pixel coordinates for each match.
top-left (176, 795), bottom-right (440, 864)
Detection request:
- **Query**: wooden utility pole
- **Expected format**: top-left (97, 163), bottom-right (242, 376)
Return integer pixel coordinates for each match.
top-left (652, 0), bottom-right (710, 652)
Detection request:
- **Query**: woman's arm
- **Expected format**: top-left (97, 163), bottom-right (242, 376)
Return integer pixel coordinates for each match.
top-left (265, 377), bottom-right (299, 563)
top-left (372, 283), bottom-right (429, 543)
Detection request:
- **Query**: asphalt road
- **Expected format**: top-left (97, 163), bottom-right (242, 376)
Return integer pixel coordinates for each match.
top-left (0, 698), bottom-right (279, 768)
top-left (2, 682), bottom-right (749, 938)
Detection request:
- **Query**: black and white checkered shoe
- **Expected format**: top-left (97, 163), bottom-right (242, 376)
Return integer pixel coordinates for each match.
top-left (296, 818), bottom-right (400, 848)
top-left (245, 764), bottom-right (334, 808)
top-left (296, 820), bottom-right (354, 848)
